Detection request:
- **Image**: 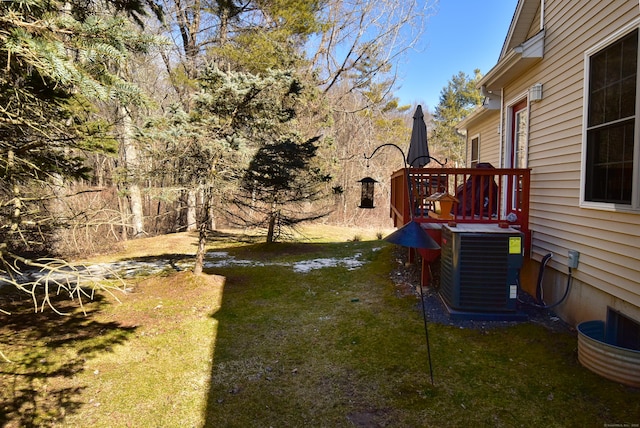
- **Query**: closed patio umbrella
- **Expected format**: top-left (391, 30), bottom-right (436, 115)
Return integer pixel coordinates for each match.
top-left (407, 105), bottom-right (430, 168)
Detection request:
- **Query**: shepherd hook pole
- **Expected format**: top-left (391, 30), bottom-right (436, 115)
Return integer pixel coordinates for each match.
top-left (418, 281), bottom-right (434, 385)
top-left (364, 142), bottom-right (435, 385)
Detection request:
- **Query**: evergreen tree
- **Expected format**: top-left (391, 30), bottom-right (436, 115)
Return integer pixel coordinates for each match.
top-left (431, 69), bottom-right (483, 165)
top-left (237, 135), bottom-right (331, 243)
top-left (158, 0), bottom-right (325, 233)
top-left (209, 0), bottom-right (322, 73)
top-left (147, 65), bottom-right (328, 269)
top-left (195, 65), bottom-right (329, 245)
top-left (0, 0), bottom-right (161, 311)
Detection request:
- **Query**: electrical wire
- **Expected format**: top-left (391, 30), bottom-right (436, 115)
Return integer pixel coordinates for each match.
top-left (518, 252), bottom-right (574, 310)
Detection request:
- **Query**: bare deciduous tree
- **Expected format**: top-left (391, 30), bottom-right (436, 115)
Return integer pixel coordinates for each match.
top-left (308, 0), bottom-right (436, 107)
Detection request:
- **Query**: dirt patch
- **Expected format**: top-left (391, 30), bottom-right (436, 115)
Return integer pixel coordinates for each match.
top-left (346, 408), bottom-right (392, 427)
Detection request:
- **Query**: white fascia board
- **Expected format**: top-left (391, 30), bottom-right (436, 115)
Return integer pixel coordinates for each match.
top-left (479, 30), bottom-right (545, 92)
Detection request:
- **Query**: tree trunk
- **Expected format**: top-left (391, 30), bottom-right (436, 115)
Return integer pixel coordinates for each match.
top-left (186, 188), bottom-right (197, 231)
top-left (50, 172), bottom-right (67, 252)
top-left (119, 105), bottom-right (145, 237)
top-left (117, 190), bottom-right (128, 241)
top-left (193, 186), bottom-right (212, 275)
top-left (193, 219), bottom-right (207, 275)
top-left (209, 203), bottom-right (216, 230)
top-left (267, 212), bottom-right (276, 244)
top-left (7, 150), bottom-right (20, 233)
top-left (128, 184), bottom-right (145, 237)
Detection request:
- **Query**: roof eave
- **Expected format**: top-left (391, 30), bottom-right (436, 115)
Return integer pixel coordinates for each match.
top-left (480, 30), bottom-right (545, 92)
top-left (457, 106), bottom-right (491, 131)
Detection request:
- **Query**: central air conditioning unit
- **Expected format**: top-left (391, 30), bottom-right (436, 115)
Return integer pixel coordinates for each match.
top-left (439, 224), bottom-right (527, 321)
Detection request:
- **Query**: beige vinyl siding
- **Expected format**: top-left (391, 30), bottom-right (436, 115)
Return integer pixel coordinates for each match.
top-left (473, 110), bottom-right (500, 166)
top-left (517, 0), bottom-right (640, 310)
top-left (525, 2), bottom-right (541, 39)
top-left (462, 110), bottom-right (501, 167)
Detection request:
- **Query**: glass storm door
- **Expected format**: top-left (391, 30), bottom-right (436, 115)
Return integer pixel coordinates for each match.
top-left (508, 100), bottom-right (528, 211)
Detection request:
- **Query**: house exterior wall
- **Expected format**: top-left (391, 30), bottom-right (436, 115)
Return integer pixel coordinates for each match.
top-left (529, 0), bottom-right (640, 326)
top-left (465, 109), bottom-right (501, 165)
top-left (464, 0), bottom-right (640, 326)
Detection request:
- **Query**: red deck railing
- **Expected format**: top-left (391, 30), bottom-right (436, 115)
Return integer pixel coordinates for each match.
top-left (390, 167), bottom-right (531, 250)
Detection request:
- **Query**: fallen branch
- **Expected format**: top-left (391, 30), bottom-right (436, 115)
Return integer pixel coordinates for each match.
top-left (0, 245), bottom-right (127, 316)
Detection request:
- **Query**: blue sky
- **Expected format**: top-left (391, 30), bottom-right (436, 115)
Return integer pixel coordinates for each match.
top-left (394, 0), bottom-right (519, 111)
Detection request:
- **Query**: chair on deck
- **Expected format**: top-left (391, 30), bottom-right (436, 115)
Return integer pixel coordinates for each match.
top-left (412, 174), bottom-right (448, 217)
top-left (454, 163), bottom-right (498, 218)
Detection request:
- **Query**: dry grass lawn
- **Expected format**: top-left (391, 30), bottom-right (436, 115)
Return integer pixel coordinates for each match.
top-left (1, 226), bottom-right (638, 427)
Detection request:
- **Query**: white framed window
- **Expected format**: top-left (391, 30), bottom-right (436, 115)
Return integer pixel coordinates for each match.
top-left (504, 97), bottom-right (529, 212)
top-left (470, 135), bottom-right (480, 167)
top-left (582, 25), bottom-right (639, 211)
top-left (508, 99), bottom-right (529, 169)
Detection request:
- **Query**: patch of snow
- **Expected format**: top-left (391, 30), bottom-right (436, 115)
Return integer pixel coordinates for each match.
top-left (292, 254), bottom-right (364, 273)
top-left (204, 257), bottom-right (265, 269)
top-left (292, 258), bottom-right (337, 273)
top-left (2, 248), bottom-right (372, 284)
top-left (203, 251), bottom-right (366, 274)
top-left (207, 251), bottom-right (229, 258)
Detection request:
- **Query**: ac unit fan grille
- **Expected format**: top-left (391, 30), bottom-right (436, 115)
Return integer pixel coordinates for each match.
top-left (458, 234), bottom-right (508, 310)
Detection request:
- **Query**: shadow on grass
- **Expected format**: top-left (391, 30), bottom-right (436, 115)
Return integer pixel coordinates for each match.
top-left (0, 287), bottom-right (136, 427)
top-left (207, 230), bottom-right (265, 244)
top-left (200, 240), bottom-right (398, 427)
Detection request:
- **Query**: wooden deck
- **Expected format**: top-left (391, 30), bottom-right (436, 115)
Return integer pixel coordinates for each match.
top-left (389, 167), bottom-right (531, 284)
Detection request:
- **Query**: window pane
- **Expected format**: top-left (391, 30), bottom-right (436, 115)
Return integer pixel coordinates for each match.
top-left (604, 82), bottom-right (621, 123)
top-left (608, 125), bottom-right (624, 163)
top-left (588, 88), bottom-right (605, 126)
top-left (621, 75), bottom-right (637, 118)
top-left (605, 43), bottom-right (622, 86)
top-left (623, 35), bottom-right (638, 78)
top-left (514, 110), bottom-right (527, 169)
top-left (621, 163), bottom-right (633, 202)
top-left (591, 52), bottom-right (607, 91)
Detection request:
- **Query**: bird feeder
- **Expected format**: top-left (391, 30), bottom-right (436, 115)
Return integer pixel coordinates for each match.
top-left (426, 192), bottom-right (459, 220)
top-left (358, 177), bottom-right (377, 209)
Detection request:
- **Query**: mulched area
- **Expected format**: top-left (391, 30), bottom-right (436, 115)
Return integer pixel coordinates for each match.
top-left (389, 246), bottom-right (575, 334)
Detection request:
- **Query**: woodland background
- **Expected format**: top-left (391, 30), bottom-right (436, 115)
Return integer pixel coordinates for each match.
top-left (0, 0), bottom-right (483, 277)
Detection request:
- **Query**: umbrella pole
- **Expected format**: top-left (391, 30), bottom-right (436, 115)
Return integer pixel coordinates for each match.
top-left (418, 280), bottom-right (434, 385)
